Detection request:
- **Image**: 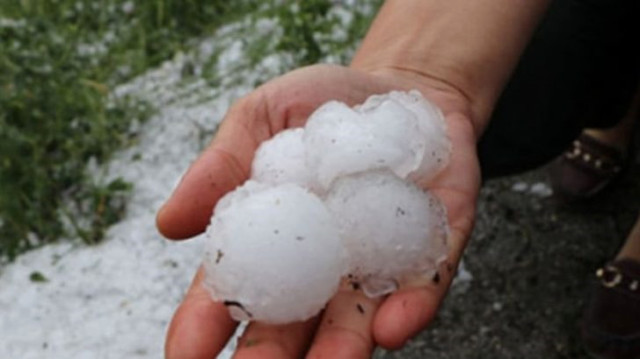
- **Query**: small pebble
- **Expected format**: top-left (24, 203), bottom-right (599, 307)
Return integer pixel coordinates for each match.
top-left (511, 182), bottom-right (528, 192)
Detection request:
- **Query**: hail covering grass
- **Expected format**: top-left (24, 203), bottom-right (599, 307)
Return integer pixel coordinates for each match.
top-left (0, 1), bottom-right (472, 357)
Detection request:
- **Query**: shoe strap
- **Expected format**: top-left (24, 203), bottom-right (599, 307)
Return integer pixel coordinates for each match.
top-left (596, 260), bottom-right (640, 298)
top-left (564, 134), bottom-right (624, 175)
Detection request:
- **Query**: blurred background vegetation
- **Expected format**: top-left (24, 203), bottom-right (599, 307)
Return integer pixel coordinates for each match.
top-left (0, 0), bottom-right (380, 262)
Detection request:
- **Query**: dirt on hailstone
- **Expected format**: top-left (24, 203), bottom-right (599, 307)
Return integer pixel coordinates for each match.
top-left (376, 152), bottom-right (640, 359)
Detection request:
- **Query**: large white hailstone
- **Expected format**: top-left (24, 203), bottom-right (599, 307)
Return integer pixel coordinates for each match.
top-left (356, 90), bottom-right (451, 185)
top-left (304, 100), bottom-right (423, 189)
top-left (202, 181), bottom-right (346, 324)
top-left (305, 90), bottom-right (450, 190)
top-left (325, 170), bottom-right (449, 298)
top-left (251, 128), bottom-right (314, 189)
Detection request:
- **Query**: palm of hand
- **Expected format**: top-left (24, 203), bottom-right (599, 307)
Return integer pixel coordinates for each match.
top-left (157, 64), bottom-right (480, 358)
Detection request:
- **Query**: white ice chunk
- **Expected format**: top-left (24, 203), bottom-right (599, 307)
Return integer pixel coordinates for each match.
top-left (305, 91), bottom-right (450, 190)
top-left (511, 181), bottom-right (529, 192)
top-left (358, 90), bottom-right (451, 185)
top-left (213, 180), bottom-right (269, 214)
top-left (325, 171), bottom-right (449, 297)
top-left (304, 100), bottom-right (422, 189)
top-left (203, 182), bottom-right (346, 324)
top-left (529, 182), bottom-right (553, 198)
top-left (360, 277), bottom-right (398, 298)
top-left (251, 128), bottom-right (314, 189)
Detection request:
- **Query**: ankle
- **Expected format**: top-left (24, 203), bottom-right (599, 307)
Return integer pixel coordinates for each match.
top-left (583, 127), bottom-right (632, 154)
top-left (615, 214), bottom-right (640, 261)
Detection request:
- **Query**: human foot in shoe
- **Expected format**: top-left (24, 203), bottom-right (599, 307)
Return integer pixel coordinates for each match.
top-left (582, 214), bottom-right (640, 359)
top-left (548, 105), bottom-right (637, 202)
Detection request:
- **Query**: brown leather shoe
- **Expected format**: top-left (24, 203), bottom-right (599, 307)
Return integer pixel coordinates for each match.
top-left (547, 134), bottom-right (627, 202)
top-left (582, 259), bottom-right (640, 359)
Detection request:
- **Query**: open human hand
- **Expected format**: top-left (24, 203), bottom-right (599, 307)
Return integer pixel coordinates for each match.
top-left (157, 64), bottom-right (481, 358)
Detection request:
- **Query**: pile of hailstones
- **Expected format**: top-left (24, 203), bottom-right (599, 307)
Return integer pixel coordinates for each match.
top-left (203, 90), bottom-right (451, 324)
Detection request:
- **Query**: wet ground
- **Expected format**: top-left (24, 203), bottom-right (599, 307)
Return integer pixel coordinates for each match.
top-left (377, 152), bottom-right (640, 358)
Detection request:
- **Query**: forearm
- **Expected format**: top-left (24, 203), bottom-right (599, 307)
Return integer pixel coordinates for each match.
top-left (351, 0), bottom-right (551, 136)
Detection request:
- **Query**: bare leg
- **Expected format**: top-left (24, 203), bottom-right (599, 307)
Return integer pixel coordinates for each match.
top-left (583, 110), bottom-right (637, 153)
top-left (583, 89), bottom-right (639, 152)
top-left (616, 213), bottom-right (640, 261)
top-left (591, 93), bottom-right (640, 261)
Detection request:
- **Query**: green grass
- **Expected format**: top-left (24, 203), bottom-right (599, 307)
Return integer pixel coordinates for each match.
top-left (0, 0), bottom-right (380, 262)
top-left (0, 0), bottom-right (258, 261)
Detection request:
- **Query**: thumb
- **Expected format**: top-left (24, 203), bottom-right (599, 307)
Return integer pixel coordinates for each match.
top-left (156, 98), bottom-right (270, 239)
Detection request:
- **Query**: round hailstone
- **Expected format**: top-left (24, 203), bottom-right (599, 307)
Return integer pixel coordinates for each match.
top-left (304, 100), bottom-right (422, 189)
top-left (251, 128), bottom-right (314, 189)
top-left (325, 170), bottom-right (449, 298)
top-left (357, 90), bottom-right (451, 185)
top-left (203, 181), bottom-right (346, 324)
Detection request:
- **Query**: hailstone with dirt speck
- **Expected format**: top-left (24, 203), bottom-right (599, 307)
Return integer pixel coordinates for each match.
top-left (304, 100), bottom-right (422, 189)
top-left (325, 170), bottom-right (449, 297)
top-left (305, 90), bottom-right (450, 189)
top-left (251, 128), bottom-right (314, 189)
top-left (356, 90), bottom-right (451, 184)
top-left (202, 181), bottom-right (346, 324)
top-left (202, 90), bottom-right (452, 323)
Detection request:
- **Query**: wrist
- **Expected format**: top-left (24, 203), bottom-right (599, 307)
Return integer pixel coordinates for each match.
top-left (350, 0), bottom-right (550, 136)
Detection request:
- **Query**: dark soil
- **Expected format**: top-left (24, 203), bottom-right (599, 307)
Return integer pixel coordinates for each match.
top-left (377, 156), bottom-right (640, 359)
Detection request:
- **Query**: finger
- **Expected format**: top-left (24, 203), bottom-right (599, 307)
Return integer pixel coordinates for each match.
top-left (373, 182), bottom-right (477, 349)
top-left (156, 100), bottom-right (270, 239)
top-left (373, 224), bottom-right (468, 349)
top-left (370, 111), bottom-right (479, 348)
top-left (372, 277), bottom-right (448, 349)
top-left (232, 317), bottom-right (319, 359)
top-left (156, 66), bottom-right (400, 240)
top-left (306, 281), bottom-right (383, 358)
top-left (166, 267), bottom-right (238, 359)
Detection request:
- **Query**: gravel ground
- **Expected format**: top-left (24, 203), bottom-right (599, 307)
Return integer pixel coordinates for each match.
top-left (377, 150), bottom-right (640, 359)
